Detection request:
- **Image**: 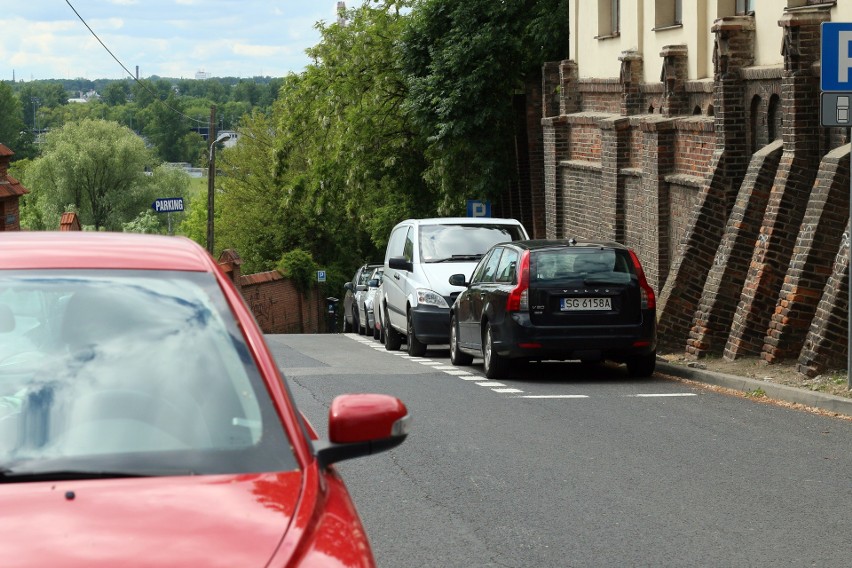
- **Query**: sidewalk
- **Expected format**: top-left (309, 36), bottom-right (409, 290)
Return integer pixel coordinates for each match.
top-left (657, 361), bottom-right (852, 419)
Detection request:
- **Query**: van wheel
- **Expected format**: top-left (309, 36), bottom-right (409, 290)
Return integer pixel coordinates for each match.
top-left (407, 312), bottom-right (427, 357)
top-left (384, 305), bottom-right (402, 351)
top-left (482, 324), bottom-right (508, 379)
top-left (450, 315), bottom-right (473, 366)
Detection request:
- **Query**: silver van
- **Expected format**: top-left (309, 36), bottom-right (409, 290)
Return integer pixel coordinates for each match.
top-left (380, 217), bottom-right (529, 356)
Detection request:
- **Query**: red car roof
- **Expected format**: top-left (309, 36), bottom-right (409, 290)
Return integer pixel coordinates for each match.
top-left (0, 232), bottom-right (213, 271)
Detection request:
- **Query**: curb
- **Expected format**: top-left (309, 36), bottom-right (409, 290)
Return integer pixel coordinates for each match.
top-left (656, 362), bottom-right (852, 418)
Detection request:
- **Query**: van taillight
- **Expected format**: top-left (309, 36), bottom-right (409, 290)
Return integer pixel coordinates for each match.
top-left (506, 250), bottom-right (530, 312)
top-left (628, 249), bottom-right (656, 310)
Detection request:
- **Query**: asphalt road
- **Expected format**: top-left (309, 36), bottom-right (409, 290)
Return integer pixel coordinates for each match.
top-left (267, 333), bottom-right (852, 568)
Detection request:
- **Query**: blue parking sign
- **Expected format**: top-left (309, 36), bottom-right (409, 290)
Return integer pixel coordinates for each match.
top-left (821, 23), bottom-right (852, 92)
top-left (466, 199), bottom-right (491, 218)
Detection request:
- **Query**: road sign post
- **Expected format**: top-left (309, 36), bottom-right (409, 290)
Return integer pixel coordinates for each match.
top-left (820, 22), bottom-right (852, 389)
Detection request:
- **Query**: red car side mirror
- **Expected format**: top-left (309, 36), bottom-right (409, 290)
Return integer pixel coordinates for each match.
top-left (315, 394), bottom-right (410, 467)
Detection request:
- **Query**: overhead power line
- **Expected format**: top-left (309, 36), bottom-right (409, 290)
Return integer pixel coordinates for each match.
top-left (64, 0), bottom-right (205, 125)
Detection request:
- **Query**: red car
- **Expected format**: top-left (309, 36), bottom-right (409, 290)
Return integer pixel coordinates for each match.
top-left (0, 232), bottom-right (409, 567)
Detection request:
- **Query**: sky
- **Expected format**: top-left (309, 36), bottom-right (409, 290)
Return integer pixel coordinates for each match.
top-left (1, 0), bottom-right (345, 81)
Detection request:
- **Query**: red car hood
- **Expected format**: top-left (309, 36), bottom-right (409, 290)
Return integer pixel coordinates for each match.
top-left (0, 471), bottom-right (302, 567)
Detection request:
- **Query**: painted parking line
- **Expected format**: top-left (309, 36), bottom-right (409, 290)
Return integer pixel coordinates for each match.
top-left (629, 393), bottom-right (697, 398)
top-left (516, 395), bottom-right (590, 399)
top-left (493, 388), bottom-right (524, 394)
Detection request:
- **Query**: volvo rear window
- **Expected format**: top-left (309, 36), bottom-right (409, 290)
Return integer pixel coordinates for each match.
top-left (531, 249), bottom-right (634, 285)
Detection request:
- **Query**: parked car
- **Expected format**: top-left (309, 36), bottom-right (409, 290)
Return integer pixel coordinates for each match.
top-left (362, 267), bottom-right (384, 340)
top-left (448, 239), bottom-right (657, 379)
top-left (343, 263), bottom-right (381, 334)
top-left (0, 232), bottom-right (410, 567)
top-left (381, 217), bottom-right (529, 356)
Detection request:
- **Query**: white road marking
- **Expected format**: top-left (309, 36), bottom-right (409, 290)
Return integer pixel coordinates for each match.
top-left (444, 370), bottom-right (475, 376)
top-left (475, 381), bottom-right (506, 387)
top-left (630, 393), bottom-right (697, 398)
top-left (516, 395), bottom-right (590, 399)
top-left (492, 388), bottom-right (524, 393)
top-left (458, 376), bottom-right (483, 381)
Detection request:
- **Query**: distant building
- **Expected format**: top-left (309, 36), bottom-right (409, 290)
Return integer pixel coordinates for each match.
top-left (196, 70), bottom-right (210, 80)
top-left (68, 89), bottom-right (100, 104)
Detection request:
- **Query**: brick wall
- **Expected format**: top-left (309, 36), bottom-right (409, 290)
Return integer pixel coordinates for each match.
top-left (537, 6), bottom-right (849, 376)
top-left (239, 271), bottom-right (325, 334)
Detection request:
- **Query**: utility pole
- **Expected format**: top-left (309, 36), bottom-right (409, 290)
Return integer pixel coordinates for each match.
top-left (207, 105), bottom-right (217, 255)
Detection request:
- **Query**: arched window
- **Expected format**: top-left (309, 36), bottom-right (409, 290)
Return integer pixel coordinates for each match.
top-left (707, 104), bottom-right (714, 116)
top-left (648, 104), bottom-right (655, 114)
top-left (693, 105), bottom-right (702, 115)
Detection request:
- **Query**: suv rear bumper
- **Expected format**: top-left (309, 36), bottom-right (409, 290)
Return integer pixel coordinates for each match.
top-left (410, 304), bottom-right (451, 345)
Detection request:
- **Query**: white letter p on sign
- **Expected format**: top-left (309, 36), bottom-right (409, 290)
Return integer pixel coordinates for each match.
top-left (839, 31), bottom-right (852, 84)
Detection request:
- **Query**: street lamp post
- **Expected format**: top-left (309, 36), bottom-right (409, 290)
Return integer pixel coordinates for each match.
top-left (206, 106), bottom-right (232, 256)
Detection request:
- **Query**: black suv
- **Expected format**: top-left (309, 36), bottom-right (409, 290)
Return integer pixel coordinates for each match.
top-left (448, 239), bottom-right (657, 379)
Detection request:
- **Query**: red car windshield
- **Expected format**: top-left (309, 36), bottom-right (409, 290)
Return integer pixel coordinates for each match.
top-left (0, 270), bottom-right (297, 478)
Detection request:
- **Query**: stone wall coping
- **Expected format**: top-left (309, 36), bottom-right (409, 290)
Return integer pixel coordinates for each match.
top-left (641, 82), bottom-right (665, 94)
top-left (560, 159), bottom-right (603, 173)
top-left (599, 117), bottom-right (631, 130)
top-left (541, 115), bottom-right (571, 127)
top-left (711, 16), bottom-right (756, 33)
top-left (578, 80), bottom-right (621, 93)
top-left (672, 116), bottom-right (715, 132)
top-left (685, 79), bottom-right (714, 93)
top-left (779, 8), bottom-right (831, 27)
top-left (621, 167), bottom-right (643, 177)
top-left (639, 116), bottom-right (678, 132)
top-left (565, 112), bottom-right (614, 125)
top-left (665, 173), bottom-right (705, 188)
top-left (740, 65), bottom-right (783, 80)
top-left (241, 270), bottom-right (284, 286)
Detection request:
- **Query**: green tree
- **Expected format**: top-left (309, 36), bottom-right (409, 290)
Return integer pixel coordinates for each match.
top-left (143, 91), bottom-right (205, 163)
top-left (400, 0), bottom-right (568, 204)
top-left (102, 81), bottom-right (130, 106)
top-left (0, 82), bottom-right (26, 152)
top-left (24, 119), bottom-right (159, 230)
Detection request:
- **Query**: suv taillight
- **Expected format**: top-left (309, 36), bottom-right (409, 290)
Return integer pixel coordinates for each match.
top-left (628, 249), bottom-right (655, 310)
top-left (506, 250), bottom-right (530, 312)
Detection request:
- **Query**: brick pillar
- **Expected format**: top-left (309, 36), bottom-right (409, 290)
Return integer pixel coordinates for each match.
top-left (541, 116), bottom-right (570, 239)
top-left (725, 9), bottom-right (826, 359)
top-left (619, 50), bottom-right (643, 116)
top-left (560, 60), bottom-right (580, 116)
top-left (763, 145), bottom-right (849, 362)
top-left (218, 249), bottom-right (244, 294)
top-left (687, 140), bottom-right (783, 357)
top-left (638, 117), bottom-right (676, 292)
top-left (599, 117), bottom-right (630, 243)
top-left (542, 61), bottom-right (561, 119)
top-left (797, 219), bottom-right (849, 376)
top-left (656, 17), bottom-right (753, 346)
top-left (660, 45), bottom-right (689, 117)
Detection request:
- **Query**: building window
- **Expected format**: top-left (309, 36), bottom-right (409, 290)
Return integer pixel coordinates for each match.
top-left (597, 0), bottom-right (620, 37)
top-left (736, 0), bottom-right (755, 15)
top-left (655, 0), bottom-right (682, 29)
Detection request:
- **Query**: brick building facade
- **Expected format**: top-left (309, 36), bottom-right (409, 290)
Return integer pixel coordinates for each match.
top-left (0, 144), bottom-right (28, 231)
top-left (519, 2), bottom-right (850, 377)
